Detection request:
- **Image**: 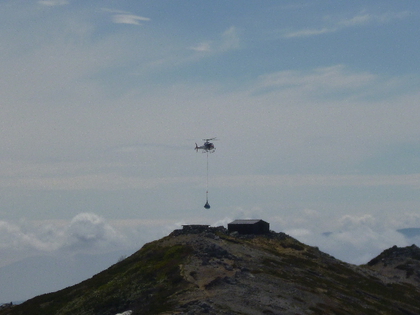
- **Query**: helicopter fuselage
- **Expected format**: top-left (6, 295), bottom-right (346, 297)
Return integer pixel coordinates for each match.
top-left (195, 141), bottom-right (215, 152)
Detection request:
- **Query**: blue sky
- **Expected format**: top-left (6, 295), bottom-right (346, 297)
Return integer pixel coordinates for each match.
top-left (1, 0), bottom-right (420, 301)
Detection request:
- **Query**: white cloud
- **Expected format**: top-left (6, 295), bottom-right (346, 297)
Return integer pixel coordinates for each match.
top-left (283, 213), bottom-right (413, 264)
top-left (101, 8), bottom-right (150, 25)
top-left (0, 220), bottom-right (58, 252)
top-left (285, 228), bottom-right (311, 238)
top-left (212, 217), bottom-right (234, 227)
top-left (283, 27), bottom-right (335, 38)
top-left (0, 213), bottom-right (130, 267)
top-left (338, 214), bottom-right (376, 230)
top-left (190, 41), bottom-right (212, 52)
top-left (112, 14), bottom-right (150, 25)
top-left (38, 0), bottom-right (69, 6)
top-left (338, 12), bottom-right (372, 27)
top-left (63, 213), bottom-right (124, 251)
top-left (283, 10), bottom-right (411, 38)
top-left (190, 26), bottom-right (240, 53)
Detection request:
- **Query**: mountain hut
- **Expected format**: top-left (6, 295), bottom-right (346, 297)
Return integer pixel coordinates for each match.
top-left (228, 219), bottom-right (269, 234)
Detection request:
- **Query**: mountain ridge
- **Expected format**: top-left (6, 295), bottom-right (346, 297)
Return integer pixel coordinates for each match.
top-left (2, 226), bottom-right (420, 315)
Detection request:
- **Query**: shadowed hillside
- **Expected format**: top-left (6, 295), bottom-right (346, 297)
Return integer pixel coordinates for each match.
top-left (2, 226), bottom-right (420, 315)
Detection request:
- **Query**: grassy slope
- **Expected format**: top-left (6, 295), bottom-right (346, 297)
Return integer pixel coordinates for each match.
top-left (0, 239), bottom-right (193, 315)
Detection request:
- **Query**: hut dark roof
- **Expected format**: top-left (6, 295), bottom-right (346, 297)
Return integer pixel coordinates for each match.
top-left (229, 219), bottom-right (263, 225)
top-left (228, 219), bottom-right (269, 234)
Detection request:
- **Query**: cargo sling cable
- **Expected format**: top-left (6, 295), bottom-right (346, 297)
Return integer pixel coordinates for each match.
top-left (204, 151), bottom-right (210, 209)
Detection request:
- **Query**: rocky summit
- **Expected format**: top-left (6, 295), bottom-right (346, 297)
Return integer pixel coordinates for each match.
top-left (2, 226), bottom-right (420, 315)
top-left (366, 244), bottom-right (420, 289)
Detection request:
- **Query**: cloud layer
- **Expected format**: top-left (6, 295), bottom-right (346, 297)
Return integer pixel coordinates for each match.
top-left (0, 213), bottom-right (127, 266)
top-left (1, 211), bottom-right (420, 267)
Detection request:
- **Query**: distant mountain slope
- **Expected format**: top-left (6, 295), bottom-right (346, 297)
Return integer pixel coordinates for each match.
top-left (397, 228), bottom-right (420, 238)
top-left (2, 226), bottom-right (420, 315)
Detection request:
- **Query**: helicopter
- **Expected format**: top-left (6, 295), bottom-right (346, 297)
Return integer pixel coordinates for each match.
top-left (195, 138), bottom-right (216, 153)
